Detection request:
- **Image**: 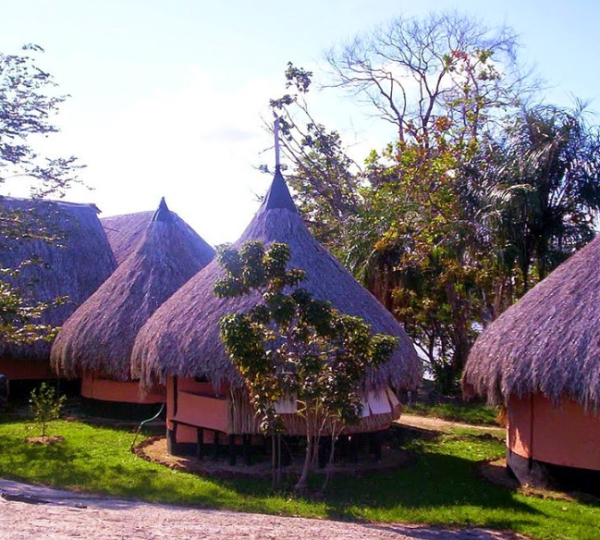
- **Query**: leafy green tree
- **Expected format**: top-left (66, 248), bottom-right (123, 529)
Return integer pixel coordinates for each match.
top-left (353, 128), bottom-right (492, 391)
top-left (268, 14), bottom-right (600, 392)
top-left (266, 13), bottom-right (526, 389)
top-left (269, 61), bottom-right (499, 390)
top-left (29, 382), bottom-right (66, 438)
top-left (215, 241), bottom-right (396, 492)
top-left (0, 45), bottom-right (83, 343)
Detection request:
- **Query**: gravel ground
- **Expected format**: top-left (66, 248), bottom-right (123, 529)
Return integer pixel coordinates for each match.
top-left (0, 479), bottom-right (526, 540)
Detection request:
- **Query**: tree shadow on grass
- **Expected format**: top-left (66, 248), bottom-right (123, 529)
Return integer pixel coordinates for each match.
top-left (183, 429), bottom-right (544, 533)
top-left (2, 434), bottom-right (260, 509)
top-left (0, 413), bottom-right (33, 426)
top-left (3, 437), bottom-right (98, 485)
top-left (318, 451), bottom-right (540, 521)
top-left (267, 428), bottom-right (544, 531)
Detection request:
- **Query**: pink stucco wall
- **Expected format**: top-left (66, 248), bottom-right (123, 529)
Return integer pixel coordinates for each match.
top-left (81, 373), bottom-right (165, 404)
top-left (167, 377), bottom-right (400, 446)
top-left (0, 358), bottom-right (54, 380)
top-left (167, 376), bottom-right (230, 444)
top-left (508, 394), bottom-right (600, 470)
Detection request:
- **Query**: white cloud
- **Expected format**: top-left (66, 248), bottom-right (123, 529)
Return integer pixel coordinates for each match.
top-left (4, 62), bottom-right (393, 247)
top-left (41, 67), bottom-right (289, 246)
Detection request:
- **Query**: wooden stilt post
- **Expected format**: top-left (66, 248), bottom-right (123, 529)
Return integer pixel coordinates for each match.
top-left (370, 431), bottom-right (382, 461)
top-left (228, 434), bottom-right (236, 466)
top-left (349, 434), bottom-right (359, 463)
top-left (339, 435), bottom-right (349, 460)
top-left (196, 428), bottom-right (204, 459)
top-left (243, 435), bottom-right (252, 466)
top-left (213, 431), bottom-right (220, 461)
top-left (318, 437), bottom-right (329, 469)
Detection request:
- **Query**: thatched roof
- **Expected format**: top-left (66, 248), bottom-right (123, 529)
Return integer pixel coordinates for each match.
top-left (101, 211), bottom-right (154, 265)
top-left (463, 234), bottom-right (600, 409)
top-left (51, 198), bottom-right (216, 381)
top-left (0, 197), bottom-right (117, 361)
top-left (132, 170), bottom-right (421, 391)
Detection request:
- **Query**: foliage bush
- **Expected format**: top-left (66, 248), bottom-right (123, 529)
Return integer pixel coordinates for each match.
top-left (29, 382), bottom-right (67, 437)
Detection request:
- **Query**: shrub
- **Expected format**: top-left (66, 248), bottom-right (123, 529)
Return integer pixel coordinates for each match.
top-left (30, 383), bottom-right (66, 437)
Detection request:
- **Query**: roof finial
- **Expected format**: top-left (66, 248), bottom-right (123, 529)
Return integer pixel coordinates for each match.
top-left (274, 118), bottom-right (281, 172)
top-left (257, 119), bottom-right (296, 214)
top-left (153, 197), bottom-right (173, 222)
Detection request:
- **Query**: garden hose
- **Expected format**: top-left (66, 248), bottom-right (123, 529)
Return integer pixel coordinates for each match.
top-left (130, 403), bottom-right (165, 452)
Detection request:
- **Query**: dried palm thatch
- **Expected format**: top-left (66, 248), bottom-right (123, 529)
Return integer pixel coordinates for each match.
top-left (0, 197), bottom-right (116, 360)
top-left (463, 235), bottom-right (600, 409)
top-left (132, 170), bottom-right (421, 391)
top-left (101, 211), bottom-right (154, 265)
top-left (51, 199), bottom-right (215, 381)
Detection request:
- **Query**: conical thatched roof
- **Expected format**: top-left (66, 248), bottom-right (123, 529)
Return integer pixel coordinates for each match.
top-left (51, 199), bottom-right (216, 381)
top-left (463, 235), bottom-right (600, 409)
top-left (132, 170), bottom-right (421, 391)
top-left (0, 197), bottom-right (117, 361)
top-left (101, 211), bottom-right (154, 265)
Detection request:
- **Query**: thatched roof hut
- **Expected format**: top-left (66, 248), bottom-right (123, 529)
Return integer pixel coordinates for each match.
top-left (0, 197), bottom-right (116, 362)
top-left (51, 199), bottom-right (215, 381)
top-left (101, 211), bottom-right (154, 265)
top-left (464, 236), bottom-right (600, 488)
top-left (132, 170), bottom-right (421, 392)
top-left (463, 235), bottom-right (600, 410)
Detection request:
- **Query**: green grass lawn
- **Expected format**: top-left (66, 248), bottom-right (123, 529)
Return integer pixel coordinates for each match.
top-left (0, 415), bottom-right (599, 540)
top-left (404, 401), bottom-right (501, 426)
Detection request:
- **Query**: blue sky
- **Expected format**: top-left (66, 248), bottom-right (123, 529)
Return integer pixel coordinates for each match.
top-left (1, 0), bottom-right (599, 244)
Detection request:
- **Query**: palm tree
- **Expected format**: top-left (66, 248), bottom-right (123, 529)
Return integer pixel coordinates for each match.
top-left (484, 104), bottom-right (600, 295)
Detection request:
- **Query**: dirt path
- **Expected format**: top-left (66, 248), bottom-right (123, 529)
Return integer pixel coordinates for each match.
top-left (0, 479), bottom-right (523, 540)
top-left (397, 414), bottom-right (504, 435)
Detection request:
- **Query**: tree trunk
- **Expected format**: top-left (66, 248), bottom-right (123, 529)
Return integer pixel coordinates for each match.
top-left (271, 435), bottom-right (281, 489)
top-left (322, 430), bottom-right (339, 491)
top-left (295, 433), bottom-right (313, 493)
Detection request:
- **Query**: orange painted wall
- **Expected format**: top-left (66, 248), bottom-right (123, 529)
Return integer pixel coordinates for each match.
top-left (0, 357), bottom-right (54, 380)
top-left (168, 377), bottom-right (230, 444)
top-left (81, 374), bottom-right (165, 404)
top-left (508, 394), bottom-right (600, 470)
top-left (507, 395), bottom-right (533, 458)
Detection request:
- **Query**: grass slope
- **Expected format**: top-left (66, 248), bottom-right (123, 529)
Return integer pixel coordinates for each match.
top-left (0, 416), bottom-right (598, 540)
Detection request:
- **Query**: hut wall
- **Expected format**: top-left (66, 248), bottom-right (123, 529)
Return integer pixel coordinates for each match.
top-left (166, 375), bottom-right (402, 452)
top-left (0, 357), bottom-right (55, 380)
top-left (167, 376), bottom-right (231, 445)
top-left (81, 373), bottom-right (165, 404)
top-left (507, 395), bottom-right (533, 459)
top-left (508, 394), bottom-right (600, 471)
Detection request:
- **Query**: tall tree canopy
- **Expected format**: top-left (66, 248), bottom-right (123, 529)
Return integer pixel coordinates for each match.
top-left (325, 12), bottom-right (526, 145)
top-left (0, 45), bottom-right (84, 343)
top-left (0, 44), bottom-right (82, 202)
top-left (269, 12), bottom-right (600, 391)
